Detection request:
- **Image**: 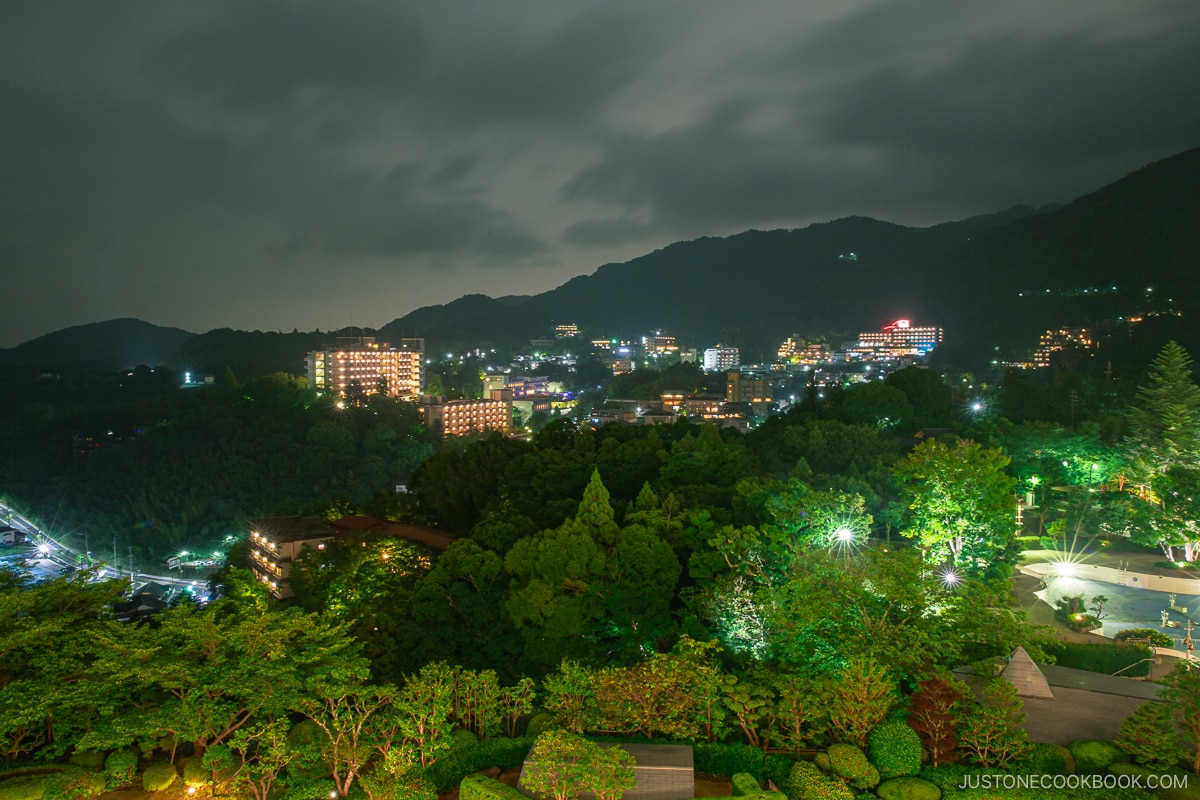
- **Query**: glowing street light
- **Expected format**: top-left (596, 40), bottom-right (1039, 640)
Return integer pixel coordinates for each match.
top-left (835, 527), bottom-right (854, 543)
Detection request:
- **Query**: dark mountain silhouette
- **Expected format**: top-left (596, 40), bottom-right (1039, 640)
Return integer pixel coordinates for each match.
top-left (382, 146), bottom-right (1200, 363)
top-left (9, 147), bottom-right (1198, 374)
top-left (0, 318), bottom-right (195, 372)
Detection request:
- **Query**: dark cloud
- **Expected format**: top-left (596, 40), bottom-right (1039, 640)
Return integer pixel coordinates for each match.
top-left (1, 1), bottom-right (1197, 346)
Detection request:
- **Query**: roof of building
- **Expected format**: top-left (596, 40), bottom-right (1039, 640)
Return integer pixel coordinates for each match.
top-left (1003, 646), bottom-right (1056, 700)
top-left (249, 516), bottom-right (336, 543)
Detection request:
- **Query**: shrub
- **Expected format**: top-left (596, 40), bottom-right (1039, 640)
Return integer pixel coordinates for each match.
top-left (460, 774), bottom-right (528, 800)
top-left (141, 763), bottom-right (177, 792)
top-left (525, 712), bottom-right (559, 737)
top-left (1069, 739), bottom-right (1129, 774)
top-left (65, 753), bottom-right (103, 773)
top-left (783, 761), bottom-right (853, 800)
top-left (1113, 629), bottom-right (1175, 648)
top-left (917, 763), bottom-right (970, 791)
top-left (1041, 642), bottom-right (1153, 677)
top-left (869, 721), bottom-right (922, 778)
top-left (361, 764), bottom-right (436, 800)
top-left (761, 754), bottom-right (795, 789)
top-left (102, 750), bottom-right (138, 791)
top-left (694, 743), bottom-right (766, 780)
top-left (1018, 743), bottom-right (1075, 775)
top-left (730, 774), bottom-right (762, 795)
top-left (181, 758), bottom-right (211, 788)
top-left (0, 776), bottom-right (47, 800)
top-left (41, 769), bottom-right (105, 800)
top-left (875, 776), bottom-right (942, 800)
top-left (451, 729), bottom-right (479, 752)
top-left (826, 744), bottom-right (879, 790)
top-left (424, 736), bottom-right (536, 792)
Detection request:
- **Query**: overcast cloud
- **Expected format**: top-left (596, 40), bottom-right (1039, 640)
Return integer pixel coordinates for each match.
top-left (2, 1), bottom-right (1197, 347)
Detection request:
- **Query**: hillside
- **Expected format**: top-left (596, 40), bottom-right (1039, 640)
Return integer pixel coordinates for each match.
top-left (385, 146), bottom-right (1200, 362)
top-left (0, 318), bottom-right (195, 372)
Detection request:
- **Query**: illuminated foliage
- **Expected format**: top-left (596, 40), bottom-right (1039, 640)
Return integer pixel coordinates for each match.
top-left (895, 437), bottom-right (1017, 571)
top-left (958, 680), bottom-right (1032, 769)
top-left (1158, 662), bottom-right (1200, 773)
top-left (827, 657), bottom-right (896, 750)
top-left (1127, 341), bottom-right (1200, 474)
top-left (522, 731), bottom-right (635, 800)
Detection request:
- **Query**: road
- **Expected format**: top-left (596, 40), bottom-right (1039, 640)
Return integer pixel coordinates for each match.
top-left (1, 497), bottom-right (210, 596)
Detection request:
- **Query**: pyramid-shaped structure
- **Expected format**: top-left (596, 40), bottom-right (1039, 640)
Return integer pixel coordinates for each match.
top-left (1003, 646), bottom-right (1055, 699)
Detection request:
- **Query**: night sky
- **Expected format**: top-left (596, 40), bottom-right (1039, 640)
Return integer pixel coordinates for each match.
top-left (3, 2), bottom-right (1198, 348)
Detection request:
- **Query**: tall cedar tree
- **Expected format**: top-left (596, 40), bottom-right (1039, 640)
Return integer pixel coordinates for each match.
top-left (1127, 341), bottom-right (1200, 473)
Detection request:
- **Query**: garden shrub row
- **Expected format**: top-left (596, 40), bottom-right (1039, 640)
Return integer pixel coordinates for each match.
top-left (1040, 642), bottom-right (1152, 677)
top-left (459, 773), bottom-right (529, 800)
top-left (693, 743), bottom-right (793, 786)
top-left (426, 737), bottom-right (536, 792)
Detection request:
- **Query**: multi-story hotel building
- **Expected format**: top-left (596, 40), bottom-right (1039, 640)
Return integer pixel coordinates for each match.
top-left (857, 320), bottom-right (943, 357)
top-left (420, 389), bottom-right (513, 438)
top-left (703, 344), bottom-right (740, 372)
top-left (306, 336), bottom-right (425, 400)
top-left (1034, 327), bottom-right (1094, 368)
top-left (248, 515), bottom-right (453, 599)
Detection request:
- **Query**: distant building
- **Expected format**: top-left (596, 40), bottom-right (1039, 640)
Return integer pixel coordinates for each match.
top-left (726, 372), bottom-right (772, 415)
top-left (554, 323), bottom-right (579, 339)
top-left (421, 389), bottom-right (513, 438)
top-left (777, 335), bottom-right (805, 362)
top-left (307, 336), bottom-right (425, 400)
top-left (703, 344), bottom-right (740, 372)
top-left (857, 320), bottom-right (943, 357)
top-left (248, 515), bottom-right (452, 599)
top-left (678, 348), bottom-right (698, 364)
top-left (642, 333), bottom-right (679, 355)
top-left (1034, 327), bottom-right (1094, 368)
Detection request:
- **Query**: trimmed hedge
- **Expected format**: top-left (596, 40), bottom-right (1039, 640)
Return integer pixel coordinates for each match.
top-left (1113, 629), bottom-right (1175, 648)
top-left (65, 754), bottom-right (103, 773)
top-left (876, 776), bottom-right (941, 800)
top-left (1068, 739), bottom-right (1129, 774)
top-left (102, 750), bottom-right (137, 791)
top-left (826, 744), bottom-right (879, 790)
top-left (459, 774), bottom-right (528, 800)
top-left (425, 737), bottom-right (536, 792)
top-left (870, 721), bottom-right (923, 778)
top-left (0, 776), bottom-right (46, 800)
top-left (730, 774), bottom-right (762, 796)
top-left (1041, 642), bottom-right (1152, 677)
top-left (1019, 743), bottom-right (1076, 775)
top-left (691, 743), bottom-right (793, 786)
top-left (141, 763), bottom-right (177, 792)
top-left (782, 761), bottom-right (853, 800)
top-left (40, 769), bottom-right (105, 800)
top-left (181, 758), bottom-right (212, 788)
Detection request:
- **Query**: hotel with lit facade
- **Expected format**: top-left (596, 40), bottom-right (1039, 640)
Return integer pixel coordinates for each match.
top-left (306, 336), bottom-right (425, 400)
top-left (1033, 327), bottom-right (1094, 367)
top-left (420, 389), bottom-right (513, 438)
top-left (856, 319), bottom-right (943, 357)
top-left (703, 344), bottom-right (740, 372)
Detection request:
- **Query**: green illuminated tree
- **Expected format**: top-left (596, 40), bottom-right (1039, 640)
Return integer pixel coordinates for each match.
top-left (958, 680), bottom-right (1032, 769)
top-left (522, 731), bottom-right (635, 800)
top-left (1115, 701), bottom-right (1183, 771)
top-left (296, 685), bottom-right (392, 796)
top-left (827, 657), bottom-right (896, 750)
top-left (1127, 341), bottom-right (1200, 474)
top-left (895, 437), bottom-right (1017, 571)
top-left (1159, 662), bottom-right (1200, 773)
